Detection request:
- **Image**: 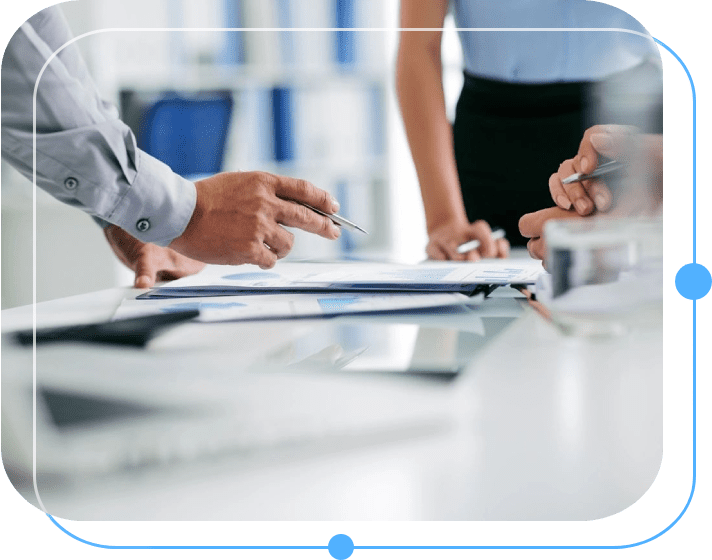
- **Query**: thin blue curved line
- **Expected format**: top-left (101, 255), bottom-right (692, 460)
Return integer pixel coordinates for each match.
top-left (653, 38), bottom-right (696, 263)
top-left (47, 514), bottom-right (325, 550)
top-left (46, 36), bottom-right (696, 554)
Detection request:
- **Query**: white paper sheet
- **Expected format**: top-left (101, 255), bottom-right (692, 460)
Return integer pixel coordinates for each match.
top-left (144, 259), bottom-right (544, 297)
top-left (115, 292), bottom-right (478, 323)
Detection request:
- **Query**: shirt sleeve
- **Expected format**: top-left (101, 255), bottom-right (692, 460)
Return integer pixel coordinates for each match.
top-left (1, 6), bottom-right (196, 246)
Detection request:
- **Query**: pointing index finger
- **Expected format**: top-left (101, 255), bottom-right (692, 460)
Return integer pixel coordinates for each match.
top-left (274, 175), bottom-right (340, 214)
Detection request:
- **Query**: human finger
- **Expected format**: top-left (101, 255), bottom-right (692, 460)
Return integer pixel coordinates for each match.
top-left (519, 206), bottom-right (575, 239)
top-left (573, 125), bottom-right (624, 173)
top-left (263, 226), bottom-right (295, 259)
top-left (553, 160), bottom-right (595, 216)
top-left (588, 124), bottom-right (638, 161)
top-left (247, 241), bottom-right (278, 269)
top-left (133, 252), bottom-right (162, 288)
top-left (549, 168), bottom-right (572, 210)
top-left (274, 175), bottom-right (340, 214)
top-left (573, 129), bottom-right (601, 176)
top-left (277, 200), bottom-right (341, 240)
top-left (495, 237), bottom-right (510, 258)
top-left (565, 181), bottom-right (595, 216)
top-left (431, 236), bottom-right (468, 261)
top-left (526, 237), bottom-right (546, 261)
top-left (441, 238), bottom-right (470, 261)
top-left (468, 220), bottom-right (496, 257)
top-left (445, 240), bottom-right (477, 261)
top-left (461, 248), bottom-right (482, 262)
top-left (426, 239), bottom-right (448, 261)
top-left (519, 210), bottom-right (548, 240)
top-left (586, 180), bottom-right (612, 212)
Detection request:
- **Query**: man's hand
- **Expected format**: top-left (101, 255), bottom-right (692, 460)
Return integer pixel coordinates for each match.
top-left (549, 124), bottom-right (638, 216)
top-left (426, 219), bottom-right (510, 261)
top-left (524, 126), bottom-right (662, 268)
top-left (104, 225), bottom-right (205, 288)
top-left (169, 171), bottom-right (341, 268)
top-left (518, 206), bottom-right (579, 266)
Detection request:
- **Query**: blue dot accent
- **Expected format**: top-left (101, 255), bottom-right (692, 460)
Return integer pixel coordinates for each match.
top-left (328, 534), bottom-right (354, 560)
top-left (675, 263), bottom-right (712, 300)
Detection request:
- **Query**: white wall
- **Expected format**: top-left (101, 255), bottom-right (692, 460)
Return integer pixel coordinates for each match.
top-left (1, 163), bottom-right (128, 309)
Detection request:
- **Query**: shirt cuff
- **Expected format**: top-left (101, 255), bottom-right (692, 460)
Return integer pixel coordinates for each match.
top-left (109, 150), bottom-right (196, 246)
top-left (92, 216), bottom-right (110, 229)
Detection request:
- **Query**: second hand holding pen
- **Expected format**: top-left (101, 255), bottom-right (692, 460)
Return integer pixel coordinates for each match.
top-left (561, 160), bottom-right (623, 185)
top-left (456, 228), bottom-right (506, 255)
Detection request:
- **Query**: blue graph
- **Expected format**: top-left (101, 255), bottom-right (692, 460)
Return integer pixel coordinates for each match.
top-left (160, 302), bottom-right (247, 313)
top-left (317, 296), bottom-right (362, 313)
top-left (387, 268), bottom-right (457, 282)
top-left (222, 272), bottom-right (280, 281)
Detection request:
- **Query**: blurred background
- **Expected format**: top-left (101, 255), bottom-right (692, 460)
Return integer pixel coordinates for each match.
top-left (1, 0), bottom-right (468, 308)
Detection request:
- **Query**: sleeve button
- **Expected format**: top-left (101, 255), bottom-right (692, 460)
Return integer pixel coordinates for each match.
top-left (64, 177), bottom-right (78, 190)
top-left (136, 219), bottom-right (151, 233)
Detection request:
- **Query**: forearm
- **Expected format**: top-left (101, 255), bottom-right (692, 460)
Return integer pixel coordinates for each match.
top-left (1, 6), bottom-right (195, 246)
top-left (2, 124), bottom-right (196, 245)
top-left (396, 44), bottom-right (467, 233)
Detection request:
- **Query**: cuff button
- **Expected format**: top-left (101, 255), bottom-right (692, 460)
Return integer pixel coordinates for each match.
top-left (64, 177), bottom-right (78, 190)
top-left (136, 218), bottom-right (151, 233)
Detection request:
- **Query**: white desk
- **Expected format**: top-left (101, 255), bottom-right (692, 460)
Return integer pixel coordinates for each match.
top-left (1, 285), bottom-right (661, 521)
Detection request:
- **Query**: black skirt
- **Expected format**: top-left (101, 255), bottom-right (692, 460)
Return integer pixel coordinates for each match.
top-left (453, 73), bottom-right (594, 246)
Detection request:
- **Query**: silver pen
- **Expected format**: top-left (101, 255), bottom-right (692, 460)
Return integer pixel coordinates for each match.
top-left (456, 228), bottom-right (506, 254)
top-left (302, 203), bottom-right (369, 234)
top-left (561, 160), bottom-right (624, 185)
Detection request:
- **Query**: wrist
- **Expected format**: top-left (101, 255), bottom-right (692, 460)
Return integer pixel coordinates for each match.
top-left (427, 212), bottom-right (469, 235)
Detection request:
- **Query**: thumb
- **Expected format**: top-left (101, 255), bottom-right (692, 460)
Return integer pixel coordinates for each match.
top-left (469, 220), bottom-right (496, 258)
top-left (589, 126), bottom-right (637, 162)
top-left (589, 132), bottom-right (619, 158)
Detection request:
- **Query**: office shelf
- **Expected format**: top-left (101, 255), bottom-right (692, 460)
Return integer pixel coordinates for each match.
top-left (79, 0), bottom-right (393, 259)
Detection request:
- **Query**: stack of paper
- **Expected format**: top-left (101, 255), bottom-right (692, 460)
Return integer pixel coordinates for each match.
top-left (114, 292), bottom-right (478, 323)
top-left (138, 259), bottom-right (544, 299)
top-left (115, 259), bottom-right (543, 324)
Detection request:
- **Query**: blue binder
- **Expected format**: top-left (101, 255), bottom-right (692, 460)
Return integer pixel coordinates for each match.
top-left (139, 92), bottom-right (234, 177)
top-left (335, 0), bottom-right (355, 66)
top-left (271, 87), bottom-right (295, 162)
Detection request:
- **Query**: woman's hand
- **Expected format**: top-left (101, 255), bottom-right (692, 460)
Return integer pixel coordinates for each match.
top-left (427, 219), bottom-right (510, 261)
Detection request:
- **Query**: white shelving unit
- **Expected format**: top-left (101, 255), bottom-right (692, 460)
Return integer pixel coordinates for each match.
top-left (1, 1), bottom-right (468, 306)
top-left (76, 0), bottom-right (394, 260)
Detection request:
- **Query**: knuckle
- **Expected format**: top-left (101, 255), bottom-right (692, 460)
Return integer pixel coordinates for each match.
top-left (245, 213), bottom-right (261, 232)
top-left (472, 219), bottom-right (489, 233)
top-left (294, 203), bottom-right (310, 223)
top-left (247, 240), bottom-right (264, 257)
top-left (256, 212), bottom-right (272, 230)
top-left (295, 178), bottom-right (310, 195)
top-left (314, 185), bottom-right (330, 206)
top-left (258, 171), bottom-right (275, 184)
top-left (317, 217), bottom-right (332, 235)
top-left (254, 172), bottom-right (275, 192)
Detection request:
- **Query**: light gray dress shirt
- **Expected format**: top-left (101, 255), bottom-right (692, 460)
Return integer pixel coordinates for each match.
top-left (1, 6), bottom-right (196, 246)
